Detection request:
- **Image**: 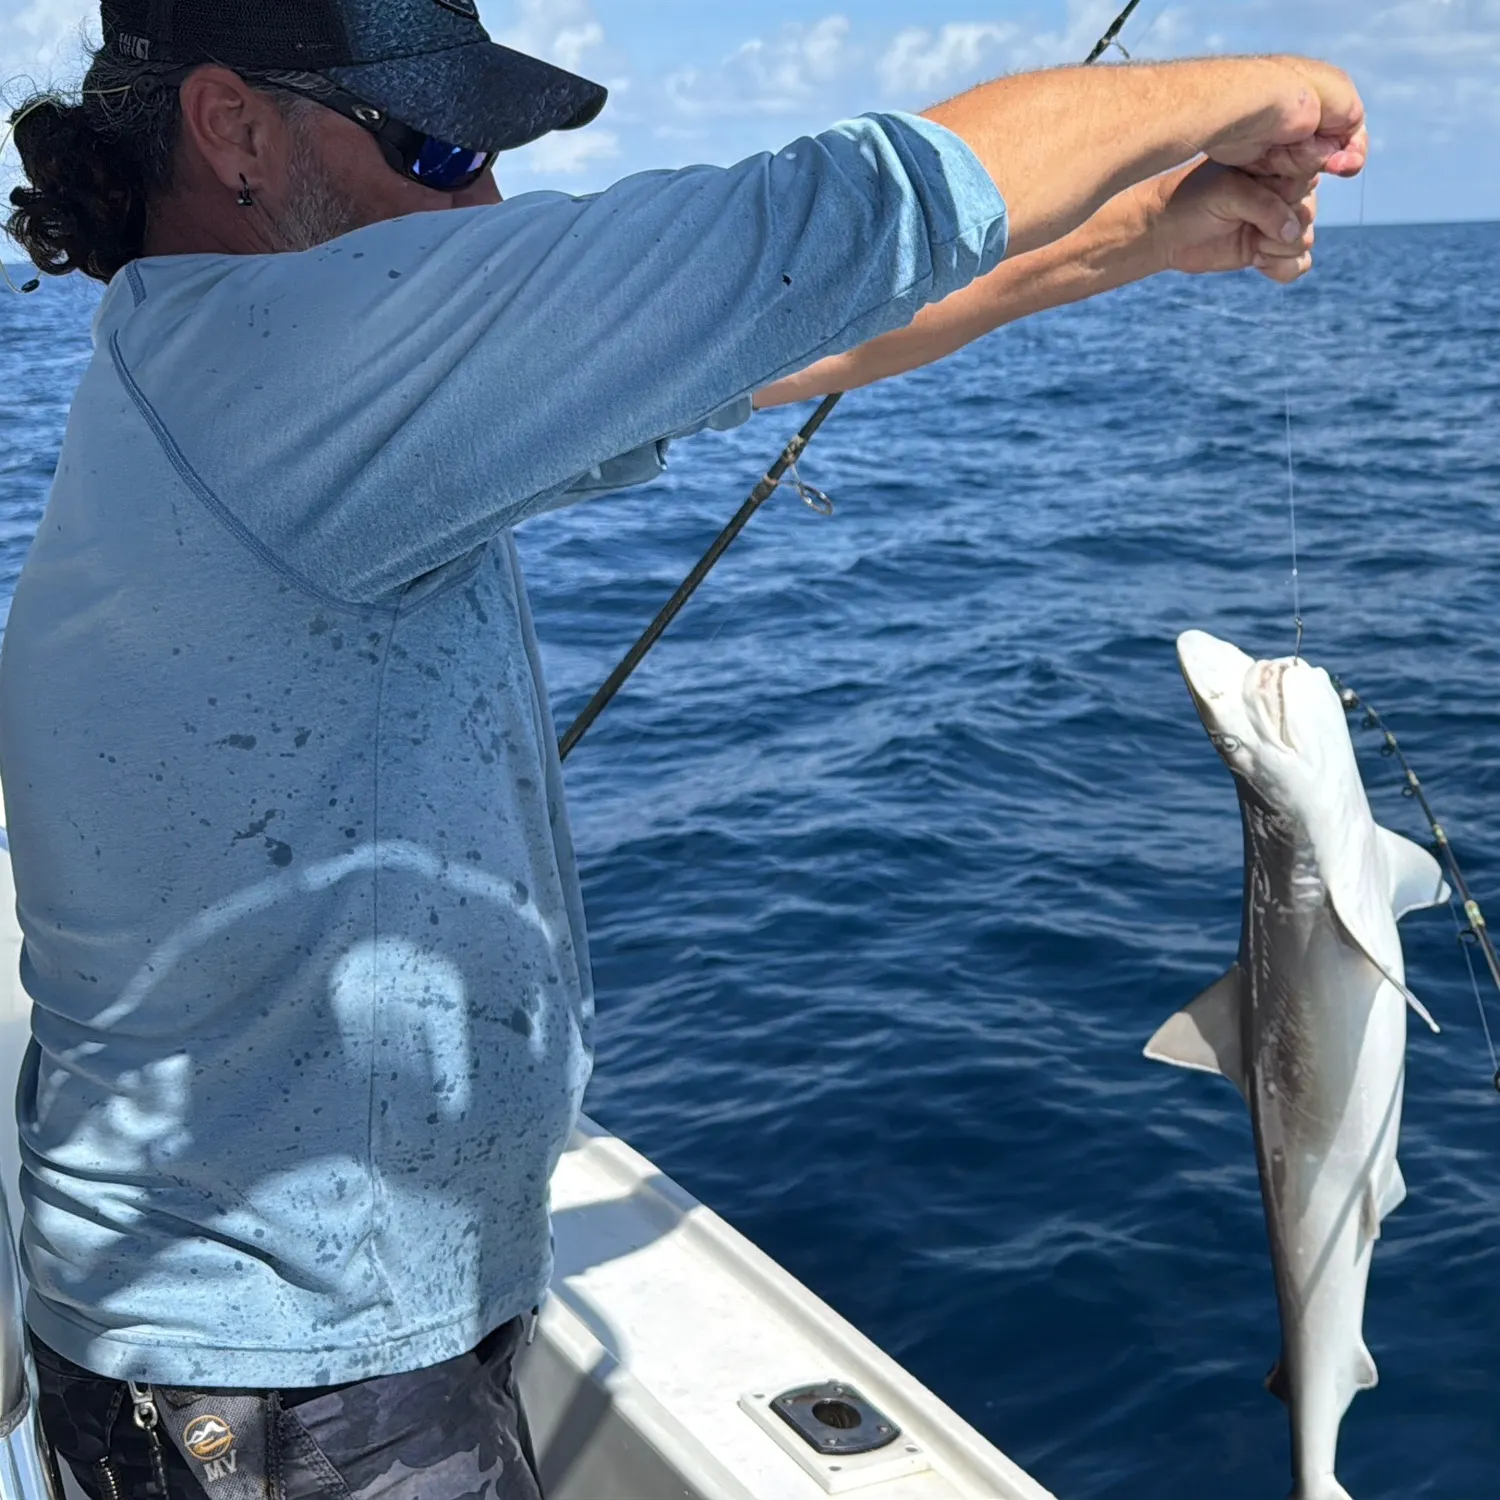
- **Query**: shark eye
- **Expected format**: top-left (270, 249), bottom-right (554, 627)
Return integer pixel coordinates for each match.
top-left (1212, 734), bottom-right (1243, 753)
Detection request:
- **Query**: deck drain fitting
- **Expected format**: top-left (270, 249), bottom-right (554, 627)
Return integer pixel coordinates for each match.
top-left (770, 1382), bottom-right (901, 1457)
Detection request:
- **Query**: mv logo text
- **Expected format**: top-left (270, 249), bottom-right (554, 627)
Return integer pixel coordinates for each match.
top-left (184, 1415), bottom-right (238, 1480)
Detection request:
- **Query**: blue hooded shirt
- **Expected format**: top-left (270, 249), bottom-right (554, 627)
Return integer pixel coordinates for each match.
top-left (0, 112), bottom-right (1007, 1385)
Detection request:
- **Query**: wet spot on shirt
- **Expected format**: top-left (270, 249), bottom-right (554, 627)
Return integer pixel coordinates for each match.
top-left (232, 810), bottom-right (278, 843)
top-left (218, 734), bottom-right (258, 751)
top-left (310, 617), bottom-right (330, 637)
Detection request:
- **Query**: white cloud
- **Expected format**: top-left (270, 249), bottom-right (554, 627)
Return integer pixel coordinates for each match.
top-left (507, 125), bottom-right (620, 180)
top-left (879, 23), bottom-right (1020, 96)
top-left (1, 0), bottom-right (94, 96)
top-left (553, 22), bottom-right (605, 73)
top-left (491, 0), bottom-right (600, 59)
top-left (666, 16), bottom-right (856, 121)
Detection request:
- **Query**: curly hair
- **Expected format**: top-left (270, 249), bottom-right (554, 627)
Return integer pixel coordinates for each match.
top-left (7, 50), bottom-right (182, 284)
top-left (7, 51), bottom-right (318, 284)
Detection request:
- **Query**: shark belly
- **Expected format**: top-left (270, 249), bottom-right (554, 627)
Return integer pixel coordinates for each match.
top-left (1247, 863), bottom-right (1407, 1498)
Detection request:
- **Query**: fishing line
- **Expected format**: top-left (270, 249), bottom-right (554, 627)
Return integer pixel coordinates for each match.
top-left (1282, 297), bottom-right (1303, 660)
top-left (1274, 155), bottom-right (1499, 1090)
top-left (1116, 0), bottom-right (1172, 59)
top-left (1450, 897), bottom-right (1500, 1082)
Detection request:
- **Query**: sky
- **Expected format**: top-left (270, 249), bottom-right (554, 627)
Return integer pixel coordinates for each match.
top-left (1, 0), bottom-right (1498, 226)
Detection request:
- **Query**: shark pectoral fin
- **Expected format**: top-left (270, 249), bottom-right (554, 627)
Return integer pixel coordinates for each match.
top-left (1353, 1343), bottom-right (1379, 1392)
top-left (1379, 826), bottom-right (1451, 919)
top-left (1144, 967), bottom-right (1247, 1098)
top-left (1327, 895), bottom-right (1442, 1035)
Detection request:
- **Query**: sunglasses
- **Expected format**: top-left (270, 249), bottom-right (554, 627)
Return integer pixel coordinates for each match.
top-left (261, 77), bottom-right (496, 194)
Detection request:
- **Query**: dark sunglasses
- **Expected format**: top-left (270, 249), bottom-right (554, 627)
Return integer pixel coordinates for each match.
top-left (254, 76), bottom-right (496, 194)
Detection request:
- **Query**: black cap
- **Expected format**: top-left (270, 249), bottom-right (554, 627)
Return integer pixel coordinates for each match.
top-left (98, 0), bottom-right (608, 153)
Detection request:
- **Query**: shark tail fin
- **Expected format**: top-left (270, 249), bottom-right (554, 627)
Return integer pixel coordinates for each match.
top-left (1380, 826), bottom-right (1450, 919)
top-left (1144, 967), bottom-right (1246, 1099)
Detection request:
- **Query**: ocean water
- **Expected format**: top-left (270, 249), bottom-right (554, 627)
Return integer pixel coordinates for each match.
top-left (2, 221), bottom-right (1499, 1499)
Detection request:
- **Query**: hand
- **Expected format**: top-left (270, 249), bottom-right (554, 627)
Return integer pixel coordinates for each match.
top-left (1145, 161), bottom-right (1317, 284)
top-left (1207, 56), bottom-right (1367, 181)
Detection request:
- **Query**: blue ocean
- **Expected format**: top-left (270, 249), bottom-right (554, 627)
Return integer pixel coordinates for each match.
top-left (3, 222), bottom-right (1498, 1499)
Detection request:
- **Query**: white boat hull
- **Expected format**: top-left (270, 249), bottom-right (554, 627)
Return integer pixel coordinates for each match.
top-left (0, 831), bottom-right (1052, 1500)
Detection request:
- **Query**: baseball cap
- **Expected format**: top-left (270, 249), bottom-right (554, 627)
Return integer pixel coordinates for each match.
top-left (97, 0), bottom-right (608, 154)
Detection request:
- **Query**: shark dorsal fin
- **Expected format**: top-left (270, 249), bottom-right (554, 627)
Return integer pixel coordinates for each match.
top-left (1144, 966), bottom-right (1247, 1098)
top-left (1378, 826), bottom-right (1450, 920)
top-left (1327, 892), bottom-right (1441, 1034)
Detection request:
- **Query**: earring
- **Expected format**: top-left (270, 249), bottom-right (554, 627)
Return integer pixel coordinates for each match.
top-left (236, 175), bottom-right (254, 208)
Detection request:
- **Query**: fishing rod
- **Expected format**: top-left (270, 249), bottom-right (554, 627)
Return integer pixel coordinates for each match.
top-left (557, 0), bottom-right (1148, 763)
top-left (557, 395), bottom-right (839, 762)
top-left (1335, 679), bottom-right (1500, 1091)
top-left (1085, 0), bottom-right (1146, 64)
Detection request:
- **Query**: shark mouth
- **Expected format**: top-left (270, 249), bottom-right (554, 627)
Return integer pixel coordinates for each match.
top-left (1263, 661), bottom-right (1294, 751)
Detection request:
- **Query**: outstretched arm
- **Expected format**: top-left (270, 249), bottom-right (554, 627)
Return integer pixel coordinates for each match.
top-left (756, 161), bottom-right (1318, 408)
top-left (927, 54), bottom-right (1363, 257)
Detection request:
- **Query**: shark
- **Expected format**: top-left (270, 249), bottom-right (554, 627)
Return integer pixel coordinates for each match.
top-left (1145, 631), bottom-right (1448, 1500)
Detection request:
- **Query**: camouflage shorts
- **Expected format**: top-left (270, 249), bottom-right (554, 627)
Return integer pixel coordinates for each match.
top-left (34, 1319), bottom-right (544, 1499)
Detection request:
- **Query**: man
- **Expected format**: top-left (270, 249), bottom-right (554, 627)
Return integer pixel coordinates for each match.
top-left (0, 0), bottom-right (1363, 1494)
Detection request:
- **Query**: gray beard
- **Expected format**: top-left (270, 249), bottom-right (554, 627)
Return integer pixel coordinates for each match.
top-left (263, 111), bottom-right (367, 252)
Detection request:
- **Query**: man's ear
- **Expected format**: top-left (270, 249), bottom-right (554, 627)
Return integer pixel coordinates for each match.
top-left (176, 66), bottom-right (288, 196)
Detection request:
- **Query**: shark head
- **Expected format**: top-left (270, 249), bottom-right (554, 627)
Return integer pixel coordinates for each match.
top-left (1176, 631), bottom-right (1362, 816)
